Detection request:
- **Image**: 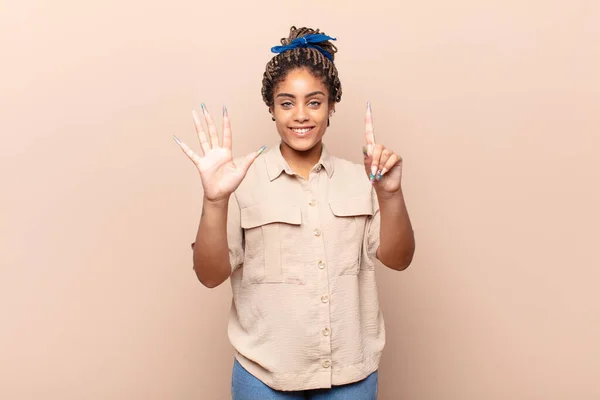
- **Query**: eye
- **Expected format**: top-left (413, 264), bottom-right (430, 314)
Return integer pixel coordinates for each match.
top-left (281, 101), bottom-right (293, 108)
top-left (309, 101), bottom-right (321, 107)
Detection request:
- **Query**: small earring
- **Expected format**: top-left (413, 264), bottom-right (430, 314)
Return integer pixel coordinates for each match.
top-left (271, 116), bottom-right (275, 121)
top-left (330, 110), bottom-right (335, 117)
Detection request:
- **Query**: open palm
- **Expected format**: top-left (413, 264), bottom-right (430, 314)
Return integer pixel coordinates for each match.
top-left (174, 105), bottom-right (266, 202)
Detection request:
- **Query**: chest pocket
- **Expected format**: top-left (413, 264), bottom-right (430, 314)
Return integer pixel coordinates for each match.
top-left (240, 205), bottom-right (305, 284)
top-left (329, 196), bottom-right (374, 275)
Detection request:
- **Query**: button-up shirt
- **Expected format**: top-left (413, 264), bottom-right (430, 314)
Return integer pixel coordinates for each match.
top-left (223, 142), bottom-right (384, 391)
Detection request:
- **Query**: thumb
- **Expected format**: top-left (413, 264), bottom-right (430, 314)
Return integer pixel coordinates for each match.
top-left (362, 145), bottom-right (372, 165)
top-left (237, 145), bottom-right (268, 173)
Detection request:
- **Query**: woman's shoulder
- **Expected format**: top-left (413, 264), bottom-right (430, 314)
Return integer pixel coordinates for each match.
top-left (329, 154), bottom-right (367, 179)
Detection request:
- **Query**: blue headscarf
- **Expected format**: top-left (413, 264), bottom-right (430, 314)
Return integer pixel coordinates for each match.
top-left (271, 33), bottom-right (337, 62)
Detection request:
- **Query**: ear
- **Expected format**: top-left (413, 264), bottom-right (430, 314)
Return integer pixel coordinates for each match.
top-left (328, 104), bottom-right (336, 117)
top-left (327, 106), bottom-right (335, 127)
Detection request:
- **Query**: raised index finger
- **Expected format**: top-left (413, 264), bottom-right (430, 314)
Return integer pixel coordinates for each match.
top-left (365, 100), bottom-right (375, 148)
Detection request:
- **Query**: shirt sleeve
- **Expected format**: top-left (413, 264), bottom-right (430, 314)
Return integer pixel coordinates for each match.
top-left (190, 193), bottom-right (245, 273)
top-left (227, 192), bottom-right (244, 273)
top-left (365, 188), bottom-right (381, 259)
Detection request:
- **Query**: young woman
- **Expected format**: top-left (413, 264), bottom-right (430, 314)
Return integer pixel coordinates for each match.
top-left (174, 26), bottom-right (415, 400)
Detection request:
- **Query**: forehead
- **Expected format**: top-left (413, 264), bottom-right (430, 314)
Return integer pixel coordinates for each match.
top-left (274, 68), bottom-right (328, 96)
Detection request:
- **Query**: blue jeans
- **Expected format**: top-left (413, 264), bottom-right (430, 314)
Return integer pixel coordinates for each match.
top-left (231, 359), bottom-right (378, 400)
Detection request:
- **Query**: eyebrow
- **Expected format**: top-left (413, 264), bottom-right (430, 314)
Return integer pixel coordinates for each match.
top-left (276, 91), bottom-right (326, 99)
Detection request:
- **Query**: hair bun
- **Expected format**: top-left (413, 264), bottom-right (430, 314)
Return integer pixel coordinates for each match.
top-left (280, 26), bottom-right (338, 61)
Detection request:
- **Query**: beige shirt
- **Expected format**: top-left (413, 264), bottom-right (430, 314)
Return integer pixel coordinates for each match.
top-left (223, 142), bottom-right (385, 391)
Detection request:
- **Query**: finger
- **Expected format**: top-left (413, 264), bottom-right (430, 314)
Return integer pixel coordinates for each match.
top-left (380, 153), bottom-right (402, 178)
top-left (173, 135), bottom-right (201, 164)
top-left (237, 145), bottom-right (267, 174)
top-left (365, 101), bottom-right (375, 151)
top-left (362, 146), bottom-right (372, 177)
top-left (375, 148), bottom-right (393, 181)
top-left (362, 146), bottom-right (373, 165)
top-left (370, 144), bottom-right (383, 183)
top-left (201, 103), bottom-right (220, 148)
top-left (222, 105), bottom-right (232, 150)
top-left (192, 109), bottom-right (210, 155)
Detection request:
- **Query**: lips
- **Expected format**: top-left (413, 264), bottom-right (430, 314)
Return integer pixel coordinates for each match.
top-left (289, 126), bottom-right (315, 138)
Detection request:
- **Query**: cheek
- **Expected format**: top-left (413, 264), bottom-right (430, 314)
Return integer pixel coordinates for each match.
top-left (309, 108), bottom-right (326, 121)
top-left (275, 118), bottom-right (289, 132)
top-left (316, 112), bottom-right (329, 126)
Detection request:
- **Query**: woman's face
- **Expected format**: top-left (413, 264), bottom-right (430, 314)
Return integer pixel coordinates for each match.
top-left (270, 68), bottom-right (334, 153)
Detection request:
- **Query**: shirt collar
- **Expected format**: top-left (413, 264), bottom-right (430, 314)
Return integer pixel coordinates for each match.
top-left (265, 141), bottom-right (335, 181)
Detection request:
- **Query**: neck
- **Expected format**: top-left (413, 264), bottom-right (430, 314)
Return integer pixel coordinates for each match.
top-left (280, 141), bottom-right (323, 178)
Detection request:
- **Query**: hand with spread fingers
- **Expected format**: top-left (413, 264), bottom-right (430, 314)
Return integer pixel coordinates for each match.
top-left (173, 104), bottom-right (266, 202)
top-left (362, 101), bottom-right (403, 194)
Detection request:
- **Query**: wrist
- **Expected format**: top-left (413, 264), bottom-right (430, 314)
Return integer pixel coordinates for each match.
top-left (203, 195), bottom-right (230, 210)
top-left (375, 186), bottom-right (404, 202)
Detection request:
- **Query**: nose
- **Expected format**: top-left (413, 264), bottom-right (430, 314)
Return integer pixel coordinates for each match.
top-left (293, 105), bottom-right (309, 123)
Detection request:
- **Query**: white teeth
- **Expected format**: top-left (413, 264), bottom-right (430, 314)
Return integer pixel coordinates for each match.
top-left (292, 128), bottom-right (311, 134)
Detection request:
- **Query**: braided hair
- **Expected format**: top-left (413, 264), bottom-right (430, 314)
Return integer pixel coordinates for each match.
top-left (262, 26), bottom-right (342, 111)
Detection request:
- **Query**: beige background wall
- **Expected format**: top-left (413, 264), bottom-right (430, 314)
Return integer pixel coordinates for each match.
top-left (1, 0), bottom-right (599, 399)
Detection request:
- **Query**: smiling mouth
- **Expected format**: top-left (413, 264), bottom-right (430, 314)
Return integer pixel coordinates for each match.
top-left (290, 127), bottom-right (314, 134)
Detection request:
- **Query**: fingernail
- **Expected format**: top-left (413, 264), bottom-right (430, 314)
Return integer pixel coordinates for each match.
top-left (369, 173), bottom-right (376, 183)
top-left (376, 170), bottom-right (382, 180)
top-left (362, 146), bottom-right (368, 158)
top-left (223, 105), bottom-right (228, 117)
top-left (257, 145), bottom-right (267, 156)
top-left (367, 100), bottom-right (371, 112)
top-left (173, 135), bottom-right (181, 144)
top-left (380, 168), bottom-right (388, 176)
top-left (371, 165), bottom-right (377, 177)
top-left (201, 103), bottom-right (207, 113)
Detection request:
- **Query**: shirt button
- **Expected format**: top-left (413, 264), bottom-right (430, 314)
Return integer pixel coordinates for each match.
top-left (309, 199), bottom-right (317, 207)
top-left (322, 360), bottom-right (331, 368)
top-left (313, 228), bottom-right (322, 237)
top-left (315, 165), bottom-right (322, 172)
top-left (322, 328), bottom-right (330, 336)
top-left (318, 261), bottom-right (326, 269)
top-left (321, 295), bottom-right (329, 303)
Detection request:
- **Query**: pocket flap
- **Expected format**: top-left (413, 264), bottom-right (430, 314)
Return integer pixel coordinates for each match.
top-left (329, 197), bottom-right (374, 217)
top-left (240, 205), bottom-right (302, 229)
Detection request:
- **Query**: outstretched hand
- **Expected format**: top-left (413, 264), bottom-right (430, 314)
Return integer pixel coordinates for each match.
top-left (173, 104), bottom-right (266, 202)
